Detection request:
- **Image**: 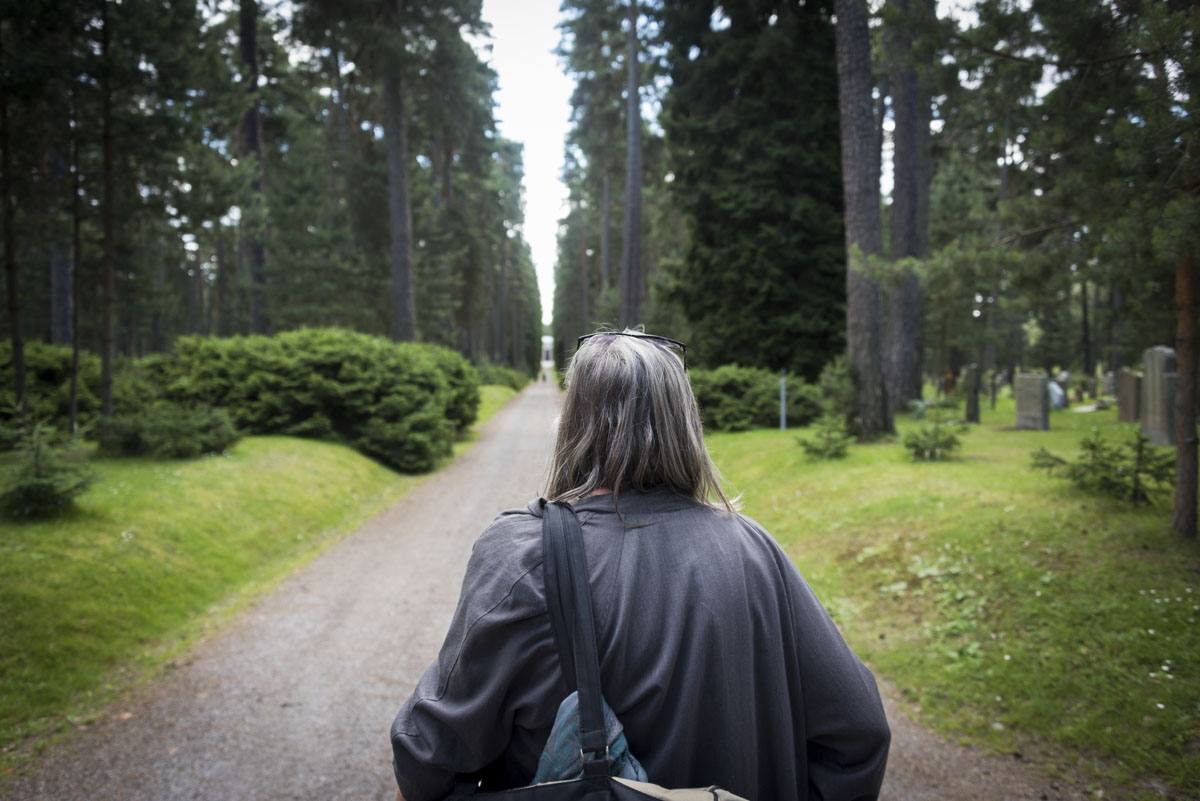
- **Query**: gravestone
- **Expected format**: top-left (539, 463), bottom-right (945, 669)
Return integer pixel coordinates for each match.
top-left (1103, 371), bottom-right (1115, 397)
top-left (1140, 346), bottom-right (1177, 446)
top-left (1015, 373), bottom-right (1049, 430)
top-left (1117, 368), bottom-right (1141, 423)
top-left (963, 363), bottom-right (981, 423)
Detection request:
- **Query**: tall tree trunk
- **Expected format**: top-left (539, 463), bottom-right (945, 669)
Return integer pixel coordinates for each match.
top-left (884, 0), bottom-right (925, 413)
top-left (1173, 253), bottom-right (1197, 538)
top-left (239, 0), bottom-right (268, 334)
top-left (835, 0), bottom-right (892, 437)
top-left (600, 169), bottom-right (611, 292)
top-left (620, 0), bottom-right (643, 328)
top-left (1081, 277), bottom-right (1093, 376)
top-left (1, 35), bottom-right (24, 411)
top-left (69, 87), bottom-right (82, 435)
top-left (383, 66), bottom-right (416, 341)
top-left (48, 146), bottom-right (73, 346)
top-left (215, 225), bottom-right (231, 336)
top-left (496, 241), bottom-right (509, 362)
top-left (100, 1), bottom-right (116, 418)
top-left (579, 228), bottom-right (590, 329)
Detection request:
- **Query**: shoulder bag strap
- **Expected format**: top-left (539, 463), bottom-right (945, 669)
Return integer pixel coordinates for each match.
top-left (541, 500), bottom-right (610, 780)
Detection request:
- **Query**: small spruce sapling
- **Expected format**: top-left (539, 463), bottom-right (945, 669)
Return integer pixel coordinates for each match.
top-left (1031, 428), bottom-right (1172, 503)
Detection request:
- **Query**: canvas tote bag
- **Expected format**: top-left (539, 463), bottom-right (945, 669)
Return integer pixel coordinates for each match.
top-left (444, 501), bottom-right (747, 801)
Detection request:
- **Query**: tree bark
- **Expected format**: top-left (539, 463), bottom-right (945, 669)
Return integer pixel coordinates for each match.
top-left (884, 0), bottom-right (925, 413)
top-left (383, 64), bottom-right (416, 341)
top-left (1, 31), bottom-right (24, 411)
top-left (239, 0), bottom-right (269, 334)
top-left (100, 0), bottom-right (116, 418)
top-left (48, 145), bottom-right (73, 346)
top-left (1173, 253), bottom-right (1197, 539)
top-left (620, 0), bottom-right (643, 328)
top-left (69, 85), bottom-right (82, 435)
top-left (215, 225), bottom-right (231, 336)
top-left (1081, 277), bottom-right (1093, 376)
top-left (836, 0), bottom-right (892, 437)
top-left (600, 169), bottom-right (611, 292)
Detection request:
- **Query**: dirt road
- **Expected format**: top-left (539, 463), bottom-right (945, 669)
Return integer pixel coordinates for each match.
top-left (7, 380), bottom-right (1081, 800)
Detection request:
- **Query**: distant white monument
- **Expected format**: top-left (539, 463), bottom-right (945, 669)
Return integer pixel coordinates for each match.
top-left (541, 335), bottom-right (555, 381)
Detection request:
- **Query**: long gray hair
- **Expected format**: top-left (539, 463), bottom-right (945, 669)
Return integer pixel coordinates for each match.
top-left (544, 330), bottom-right (736, 512)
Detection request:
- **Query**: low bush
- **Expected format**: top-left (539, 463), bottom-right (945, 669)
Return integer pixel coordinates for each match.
top-left (689, 366), bottom-right (821, 432)
top-left (476, 362), bottom-right (531, 391)
top-left (1031, 428), bottom-right (1172, 503)
top-left (799, 414), bottom-right (853, 460)
top-left (0, 342), bottom-right (101, 441)
top-left (903, 414), bottom-right (965, 461)
top-left (152, 328), bottom-right (462, 472)
top-left (0, 423), bottom-right (92, 519)
top-left (98, 402), bottom-right (240, 459)
top-left (427, 346), bottom-right (481, 433)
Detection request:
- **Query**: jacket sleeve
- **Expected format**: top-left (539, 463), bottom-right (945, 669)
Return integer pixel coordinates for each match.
top-left (389, 515), bottom-right (558, 801)
top-left (781, 550), bottom-right (891, 800)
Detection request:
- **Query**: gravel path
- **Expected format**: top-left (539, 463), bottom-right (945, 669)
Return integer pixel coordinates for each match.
top-left (7, 380), bottom-right (1084, 801)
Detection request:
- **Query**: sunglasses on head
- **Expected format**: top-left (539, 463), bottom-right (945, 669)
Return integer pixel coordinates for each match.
top-left (576, 331), bottom-right (688, 368)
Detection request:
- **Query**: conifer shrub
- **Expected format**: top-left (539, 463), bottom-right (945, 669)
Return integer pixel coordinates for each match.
top-left (97, 402), bottom-right (240, 459)
top-left (799, 414), bottom-right (854, 460)
top-left (476, 362), bottom-right (531, 391)
top-left (903, 413), bottom-right (965, 461)
top-left (0, 342), bottom-right (101, 443)
top-left (0, 423), bottom-right (92, 519)
top-left (427, 346), bottom-right (481, 433)
top-left (689, 366), bottom-right (821, 432)
top-left (151, 328), bottom-right (460, 472)
top-left (1031, 429), bottom-right (1173, 503)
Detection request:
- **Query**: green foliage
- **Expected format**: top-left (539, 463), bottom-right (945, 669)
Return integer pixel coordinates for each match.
top-left (151, 328), bottom-right (466, 472)
top-left (689, 366), bottom-right (820, 432)
top-left (1031, 429), bottom-right (1173, 504)
top-left (0, 342), bottom-right (101, 439)
top-left (0, 424), bottom-right (92, 520)
top-left (656, 0), bottom-right (844, 377)
top-left (426, 346), bottom-right (481, 433)
top-left (97, 403), bottom-right (240, 460)
top-left (817, 356), bottom-right (857, 421)
top-left (903, 414), bottom-right (965, 461)
top-left (707, 402), bottom-right (1195, 796)
top-left (475, 362), bottom-right (531, 392)
top-left (799, 414), bottom-right (853, 460)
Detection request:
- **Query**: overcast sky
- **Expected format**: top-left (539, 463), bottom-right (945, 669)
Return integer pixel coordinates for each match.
top-left (481, 0), bottom-right (572, 326)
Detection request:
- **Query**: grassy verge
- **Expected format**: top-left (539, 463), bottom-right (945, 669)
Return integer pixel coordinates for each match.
top-left (708, 397), bottom-right (1197, 799)
top-left (0, 384), bottom-right (520, 773)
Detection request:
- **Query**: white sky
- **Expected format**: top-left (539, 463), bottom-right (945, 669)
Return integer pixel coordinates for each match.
top-left (481, 0), bottom-right (572, 326)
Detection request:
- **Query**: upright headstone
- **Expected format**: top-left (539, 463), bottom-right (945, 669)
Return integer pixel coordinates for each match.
top-left (1103, 371), bottom-right (1115, 397)
top-left (1141, 346), bottom-right (1177, 446)
top-left (1117, 368), bottom-right (1142, 423)
top-left (963, 363), bottom-right (981, 423)
top-left (1015, 373), bottom-right (1049, 430)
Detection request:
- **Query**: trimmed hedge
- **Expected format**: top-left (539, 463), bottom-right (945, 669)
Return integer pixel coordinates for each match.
top-left (0, 342), bottom-right (101, 437)
top-left (98, 402), bottom-right (240, 459)
top-left (476, 362), bottom-right (531, 392)
top-left (689, 365), bottom-right (822, 432)
top-left (151, 328), bottom-right (474, 472)
top-left (428, 345), bottom-right (481, 433)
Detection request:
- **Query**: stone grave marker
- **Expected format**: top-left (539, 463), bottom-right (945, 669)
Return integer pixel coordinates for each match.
top-left (1117, 368), bottom-right (1141, 423)
top-left (1140, 346), bottom-right (1177, 446)
top-left (1015, 373), bottom-right (1049, 430)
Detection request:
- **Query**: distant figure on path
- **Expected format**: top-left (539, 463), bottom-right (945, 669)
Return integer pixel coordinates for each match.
top-left (389, 330), bottom-right (890, 800)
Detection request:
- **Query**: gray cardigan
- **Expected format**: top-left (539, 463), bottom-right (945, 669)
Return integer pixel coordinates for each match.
top-left (390, 487), bottom-right (890, 800)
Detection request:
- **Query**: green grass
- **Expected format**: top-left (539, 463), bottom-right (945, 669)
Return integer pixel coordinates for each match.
top-left (708, 396), bottom-right (1199, 799)
top-left (0, 384), bottom-right (520, 773)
